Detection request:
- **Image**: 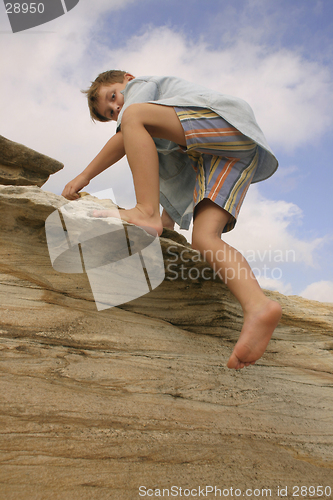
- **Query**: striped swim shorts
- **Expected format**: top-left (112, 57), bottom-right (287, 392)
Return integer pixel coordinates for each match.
top-left (174, 107), bottom-right (259, 232)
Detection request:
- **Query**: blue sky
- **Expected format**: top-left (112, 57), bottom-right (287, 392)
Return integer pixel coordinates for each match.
top-left (1, 0), bottom-right (333, 302)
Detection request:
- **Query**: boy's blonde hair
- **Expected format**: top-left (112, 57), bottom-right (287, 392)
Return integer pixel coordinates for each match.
top-left (82, 70), bottom-right (127, 122)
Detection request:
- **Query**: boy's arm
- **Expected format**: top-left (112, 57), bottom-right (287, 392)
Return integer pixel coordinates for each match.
top-left (61, 131), bottom-right (125, 200)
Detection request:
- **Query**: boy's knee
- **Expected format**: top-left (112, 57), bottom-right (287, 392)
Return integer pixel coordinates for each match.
top-left (121, 103), bottom-right (143, 128)
top-left (192, 227), bottom-right (225, 257)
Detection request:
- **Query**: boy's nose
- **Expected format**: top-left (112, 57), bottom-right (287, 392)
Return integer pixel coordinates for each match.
top-left (110, 104), bottom-right (119, 119)
top-left (115, 105), bottom-right (122, 118)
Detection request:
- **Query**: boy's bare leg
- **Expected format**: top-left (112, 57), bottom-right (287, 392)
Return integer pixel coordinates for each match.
top-left (161, 209), bottom-right (175, 230)
top-left (93, 103), bottom-right (186, 236)
top-left (192, 199), bottom-right (282, 370)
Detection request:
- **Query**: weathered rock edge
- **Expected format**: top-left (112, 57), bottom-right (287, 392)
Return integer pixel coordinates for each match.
top-left (0, 135), bottom-right (63, 187)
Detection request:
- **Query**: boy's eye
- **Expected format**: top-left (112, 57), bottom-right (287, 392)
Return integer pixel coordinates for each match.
top-left (112, 93), bottom-right (115, 100)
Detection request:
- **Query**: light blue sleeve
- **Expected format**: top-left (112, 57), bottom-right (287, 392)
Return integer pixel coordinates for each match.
top-left (116, 79), bottom-right (159, 130)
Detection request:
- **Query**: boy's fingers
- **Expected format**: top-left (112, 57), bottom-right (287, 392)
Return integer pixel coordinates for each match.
top-left (67, 193), bottom-right (80, 200)
top-left (65, 193), bottom-right (75, 200)
top-left (62, 175), bottom-right (89, 200)
top-left (61, 187), bottom-right (79, 200)
top-left (62, 183), bottom-right (79, 199)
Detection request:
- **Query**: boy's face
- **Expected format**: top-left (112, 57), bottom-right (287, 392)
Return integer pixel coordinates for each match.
top-left (96, 73), bottom-right (134, 122)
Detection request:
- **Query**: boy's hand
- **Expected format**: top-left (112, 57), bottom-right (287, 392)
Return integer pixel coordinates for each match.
top-left (61, 174), bottom-right (90, 200)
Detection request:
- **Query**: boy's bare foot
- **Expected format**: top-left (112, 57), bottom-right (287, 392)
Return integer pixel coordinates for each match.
top-left (227, 299), bottom-right (282, 370)
top-left (93, 206), bottom-right (163, 237)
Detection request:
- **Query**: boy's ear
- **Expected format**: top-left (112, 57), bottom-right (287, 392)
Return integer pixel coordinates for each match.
top-left (124, 73), bottom-right (135, 82)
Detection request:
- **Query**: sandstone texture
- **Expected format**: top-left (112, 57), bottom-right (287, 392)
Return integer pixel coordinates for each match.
top-left (0, 142), bottom-right (333, 500)
top-left (0, 135), bottom-right (63, 187)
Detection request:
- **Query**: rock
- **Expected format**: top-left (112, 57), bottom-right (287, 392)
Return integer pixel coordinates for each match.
top-left (0, 135), bottom-right (63, 187)
top-left (0, 185), bottom-right (333, 499)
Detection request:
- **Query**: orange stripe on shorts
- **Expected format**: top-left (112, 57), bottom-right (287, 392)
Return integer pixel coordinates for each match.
top-left (208, 158), bottom-right (239, 202)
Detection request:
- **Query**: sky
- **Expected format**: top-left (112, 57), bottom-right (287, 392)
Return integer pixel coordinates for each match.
top-left (1, 0), bottom-right (333, 303)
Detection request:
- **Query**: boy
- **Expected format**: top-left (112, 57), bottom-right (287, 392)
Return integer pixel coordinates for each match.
top-left (62, 71), bottom-right (282, 370)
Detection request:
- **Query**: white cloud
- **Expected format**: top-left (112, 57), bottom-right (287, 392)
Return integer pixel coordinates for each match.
top-left (300, 281), bottom-right (333, 303)
top-left (255, 277), bottom-right (293, 295)
top-left (223, 186), bottom-right (325, 268)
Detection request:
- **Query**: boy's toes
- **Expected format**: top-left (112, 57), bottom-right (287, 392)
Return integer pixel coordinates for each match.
top-left (92, 210), bottom-right (106, 217)
top-left (227, 352), bottom-right (243, 370)
top-left (227, 351), bottom-right (256, 370)
top-left (245, 362), bottom-right (255, 368)
top-left (92, 209), bottom-right (118, 218)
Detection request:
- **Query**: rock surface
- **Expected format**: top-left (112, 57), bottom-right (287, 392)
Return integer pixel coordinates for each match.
top-left (0, 184), bottom-right (333, 500)
top-left (0, 135), bottom-right (63, 187)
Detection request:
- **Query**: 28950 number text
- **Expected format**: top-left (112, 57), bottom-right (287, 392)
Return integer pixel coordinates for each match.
top-left (5, 3), bottom-right (45, 14)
